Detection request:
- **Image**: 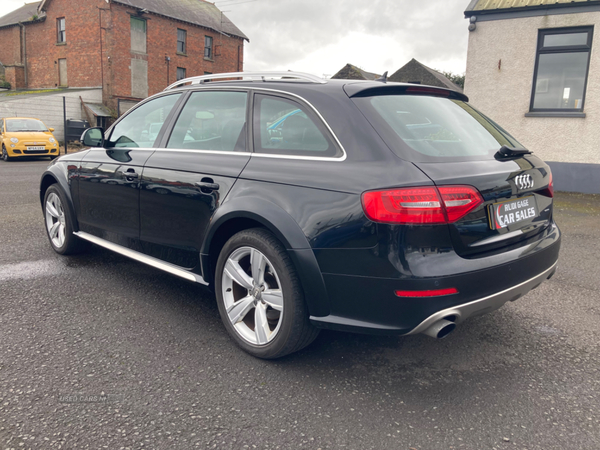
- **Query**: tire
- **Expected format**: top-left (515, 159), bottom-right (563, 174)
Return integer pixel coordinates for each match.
top-left (215, 228), bottom-right (320, 359)
top-left (43, 185), bottom-right (88, 255)
top-left (2, 145), bottom-right (11, 161)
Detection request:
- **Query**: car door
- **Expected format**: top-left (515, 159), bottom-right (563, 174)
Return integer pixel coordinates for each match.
top-left (139, 89), bottom-right (250, 269)
top-left (77, 93), bottom-right (183, 246)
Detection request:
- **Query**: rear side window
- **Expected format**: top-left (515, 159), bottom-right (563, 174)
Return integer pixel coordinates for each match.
top-left (253, 94), bottom-right (340, 158)
top-left (167, 91), bottom-right (248, 151)
top-left (353, 95), bottom-right (524, 162)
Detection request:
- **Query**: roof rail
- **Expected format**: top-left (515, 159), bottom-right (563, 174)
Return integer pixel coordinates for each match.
top-left (164, 71), bottom-right (326, 91)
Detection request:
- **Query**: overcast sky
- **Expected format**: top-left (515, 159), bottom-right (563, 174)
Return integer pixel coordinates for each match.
top-left (0, 0), bottom-right (470, 77)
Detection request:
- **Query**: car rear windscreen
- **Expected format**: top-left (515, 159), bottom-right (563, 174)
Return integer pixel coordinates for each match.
top-left (353, 95), bottom-right (524, 163)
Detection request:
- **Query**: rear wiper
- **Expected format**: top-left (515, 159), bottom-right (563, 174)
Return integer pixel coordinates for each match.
top-left (495, 145), bottom-right (532, 158)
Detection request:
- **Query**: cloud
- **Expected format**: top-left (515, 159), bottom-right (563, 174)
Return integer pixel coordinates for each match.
top-left (223, 0), bottom-right (470, 75)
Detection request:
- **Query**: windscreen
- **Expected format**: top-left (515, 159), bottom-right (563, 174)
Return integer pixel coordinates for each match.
top-left (353, 95), bottom-right (524, 162)
top-left (6, 119), bottom-right (49, 132)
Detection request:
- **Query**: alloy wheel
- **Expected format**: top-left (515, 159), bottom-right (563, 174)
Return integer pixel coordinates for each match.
top-left (221, 246), bottom-right (284, 345)
top-left (45, 192), bottom-right (67, 248)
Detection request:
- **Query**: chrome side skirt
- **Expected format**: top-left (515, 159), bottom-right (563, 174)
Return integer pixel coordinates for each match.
top-left (407, 261), bottom-right (558, 335)
top-left (74, 231), bottom-right (208, 285)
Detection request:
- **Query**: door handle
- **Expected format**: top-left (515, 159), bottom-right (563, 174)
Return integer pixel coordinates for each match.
top-left (124, 169), bottom-right (139, 179)
top-left (195, 180), bottom-right (220, 191)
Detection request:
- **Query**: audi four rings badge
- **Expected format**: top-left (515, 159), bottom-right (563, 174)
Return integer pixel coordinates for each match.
top-left (516, 174), bottom-right (533, 190)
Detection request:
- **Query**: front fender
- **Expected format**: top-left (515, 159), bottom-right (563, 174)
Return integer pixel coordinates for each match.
top-left (201, 196), bottom-right (330, 317)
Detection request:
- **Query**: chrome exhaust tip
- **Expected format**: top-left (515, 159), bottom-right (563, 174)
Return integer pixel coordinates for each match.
top-left (422, 318), bottom-right (456, 339)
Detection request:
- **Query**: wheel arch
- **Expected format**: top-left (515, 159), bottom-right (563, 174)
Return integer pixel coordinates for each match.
top-left (201, 197), bottom-right (330, 317)
top-left (39, 168), bottom-right (79, 232)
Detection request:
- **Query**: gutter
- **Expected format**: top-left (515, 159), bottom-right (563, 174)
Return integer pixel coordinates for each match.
top-left (464, 0), bottom-right (600, 18)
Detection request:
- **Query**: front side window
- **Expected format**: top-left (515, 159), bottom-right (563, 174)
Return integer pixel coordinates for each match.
top-left (531, 27), bottom-right (593, 112)
top-left (130, 17), bottom-right (147, 53)
top-left (253, 94), bottom-right (339, 157)
top-left (57, 18), bottom-right (66, 43)
top-left (108, 94), bottom-right (181, 148)
top-left (204, 36), bottom-right (213, 59)
top-left (167, 91), bottom-right (247, 152)
top-left (177, 67), bottom-right (186, 81)
top-left (177, 29), bottom-right (186, 54)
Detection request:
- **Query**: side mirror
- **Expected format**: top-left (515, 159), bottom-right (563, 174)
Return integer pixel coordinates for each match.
top-left (49, 127), bottom-right (55, 132)
top-left (82, 127), bottom-right (105, 148)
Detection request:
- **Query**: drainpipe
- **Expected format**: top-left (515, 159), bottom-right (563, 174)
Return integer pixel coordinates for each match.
top-left (20, 23), bottom-right (28, 88)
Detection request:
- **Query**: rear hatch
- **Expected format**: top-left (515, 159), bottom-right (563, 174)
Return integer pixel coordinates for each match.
top-left (348, 84), bottom-right (555, 257)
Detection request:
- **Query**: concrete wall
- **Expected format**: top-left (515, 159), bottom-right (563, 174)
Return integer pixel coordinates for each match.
top-left (465, 12), bottom-right (600, 192)
top-left (0, 89), bottom-right (102, 142)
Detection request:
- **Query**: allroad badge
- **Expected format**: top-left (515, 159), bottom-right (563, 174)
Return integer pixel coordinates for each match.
top-left (515, 174), bottom-right (533, 190)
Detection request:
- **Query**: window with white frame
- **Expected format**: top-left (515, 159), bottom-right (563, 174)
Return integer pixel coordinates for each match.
top-left (57, 18), bottom-right (66, 43)
top-left (177, 29), bottom-right (186, 54)
top-left (204, 36), bottom-right (213, 59)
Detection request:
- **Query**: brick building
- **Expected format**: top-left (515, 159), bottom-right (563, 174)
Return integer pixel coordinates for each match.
top-left (0, 0), bottom-right (248, 113)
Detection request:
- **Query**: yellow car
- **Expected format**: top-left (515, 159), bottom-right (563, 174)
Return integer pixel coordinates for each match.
top-left (1, 117), bottom-right (60, 161)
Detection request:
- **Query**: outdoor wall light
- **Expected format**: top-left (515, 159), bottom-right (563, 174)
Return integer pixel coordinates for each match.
top-left (469, 15), bottom-right (477, 32)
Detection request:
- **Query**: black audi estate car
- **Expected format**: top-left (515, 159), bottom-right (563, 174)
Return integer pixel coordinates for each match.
top-left (40, 72), bottom-right (560, 358)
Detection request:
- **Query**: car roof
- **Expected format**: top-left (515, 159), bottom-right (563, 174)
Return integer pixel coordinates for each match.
top-left (163, 73), bottom-right (468, 102)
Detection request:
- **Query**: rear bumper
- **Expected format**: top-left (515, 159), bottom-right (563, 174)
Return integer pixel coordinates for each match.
top-left (310, 224), bottom-right (560, 335)
top-left (406, 261), bottom-right (556, 335)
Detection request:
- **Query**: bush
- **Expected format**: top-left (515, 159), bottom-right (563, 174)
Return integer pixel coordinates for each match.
top-left (0, 76), bottom-right (10, 90)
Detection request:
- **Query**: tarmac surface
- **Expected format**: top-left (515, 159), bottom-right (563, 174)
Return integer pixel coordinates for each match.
top-left (1, 158), bottom-right (599, 450)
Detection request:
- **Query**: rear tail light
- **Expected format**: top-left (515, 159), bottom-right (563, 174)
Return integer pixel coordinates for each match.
top-left (361, 185), bottom-right (483, 225)
top-left (538, 172), bottom-right (554, 198)
top-left (547, 172), bottom-right (554, 197)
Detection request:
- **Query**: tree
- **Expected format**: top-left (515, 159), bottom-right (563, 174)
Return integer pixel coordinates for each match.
top-left (440, 71), bottom-right (465, 90)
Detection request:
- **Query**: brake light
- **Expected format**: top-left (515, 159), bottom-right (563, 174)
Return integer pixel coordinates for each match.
top-left (405, 86), bottom-right (451, 97)
top-left (395, 288), bottom-right (459, 298)
top-left (361, 185), bottom-right (483, 225)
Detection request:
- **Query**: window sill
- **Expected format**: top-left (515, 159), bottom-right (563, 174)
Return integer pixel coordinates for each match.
top-left (56, 42), bottom-right (67, 46)
top-left (204, 57), bottom-right (214, 62)
top-left (177, 52), bottom-right (187, 57)
top-left (525, 111), bottom-right (586, 118)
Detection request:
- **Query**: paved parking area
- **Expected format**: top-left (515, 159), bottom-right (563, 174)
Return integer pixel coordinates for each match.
top-left (1, 159), bottom-right (599, 450)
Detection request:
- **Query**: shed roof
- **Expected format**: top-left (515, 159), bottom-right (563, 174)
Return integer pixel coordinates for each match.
top-left (83, 102), bottom-right (112, 118)
top-left (466, 0), bottom-right (597, 14)
top-left (112, 0), bottom-right (248, 41)
top-left (0, 2), bottom-right (43, 29)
